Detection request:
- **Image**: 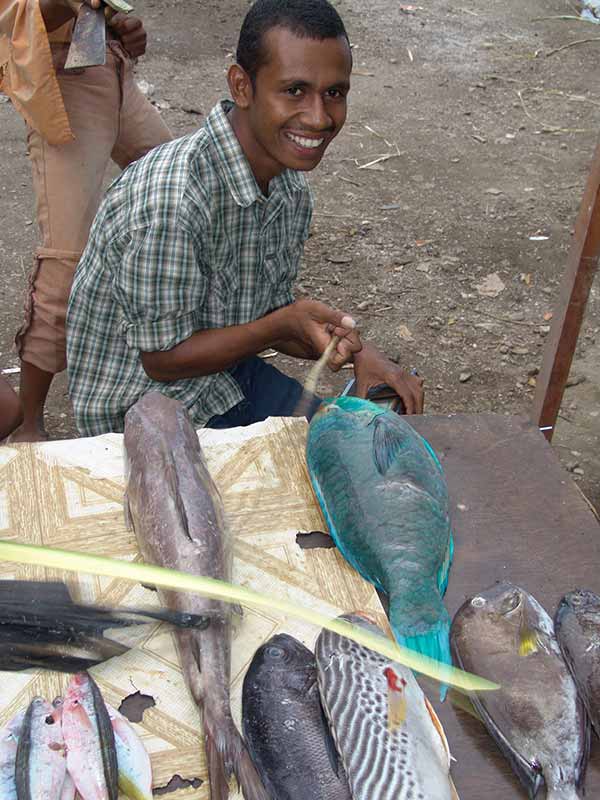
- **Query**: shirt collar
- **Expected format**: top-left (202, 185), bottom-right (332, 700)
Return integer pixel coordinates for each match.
top-left (205, 100), bottom-right (309, 207)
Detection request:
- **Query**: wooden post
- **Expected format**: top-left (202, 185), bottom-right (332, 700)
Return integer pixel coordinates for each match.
top-left (532, 139), bottom-right (600, 441)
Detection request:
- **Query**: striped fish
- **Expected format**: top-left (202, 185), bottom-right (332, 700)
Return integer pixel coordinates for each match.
top-left (315, 614), bottom-right (459, 800)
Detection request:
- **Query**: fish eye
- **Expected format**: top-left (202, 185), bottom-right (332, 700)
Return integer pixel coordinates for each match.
top-left (471, 596), bottom-right (486, 608)
top-left (266, 646), bottom-right (285, 660)
top-left (571, 593), bottom-right (584, 606)
top-left (502, 592), bottom-right (522, 614)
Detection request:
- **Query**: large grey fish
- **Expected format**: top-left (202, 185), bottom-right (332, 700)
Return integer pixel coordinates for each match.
top-left (15, 696), bottom-right (67, 800)
top-left (315, 613), bottom-right (458, 800)
top-left (555, 589), bottom-right (600, 737)
top-left (242, 633), bottom-right (352, 800)
top-left (124, 392), bottom-right (268, 800)
top-left (451, 583), bottom-right (589, 799)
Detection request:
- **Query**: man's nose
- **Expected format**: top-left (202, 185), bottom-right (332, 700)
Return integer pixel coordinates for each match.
top-left (303, 95), bottom-right (334, 131)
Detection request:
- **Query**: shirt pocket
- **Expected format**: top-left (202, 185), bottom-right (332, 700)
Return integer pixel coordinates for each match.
top-left (261, 238), bottom-right (302, 293)
top-left (208, 258), bottom-right (240, 316)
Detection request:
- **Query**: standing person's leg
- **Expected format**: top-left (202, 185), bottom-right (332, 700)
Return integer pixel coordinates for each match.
top-left (109, 42), bottom-right (172, 169)
top-left (0, 377), bottom-right (23, 441)
top-left (12, 46), bottom-right (122, 442)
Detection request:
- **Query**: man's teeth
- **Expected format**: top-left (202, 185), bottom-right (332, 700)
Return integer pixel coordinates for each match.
top-left (287, 133), bottom-right (324, 149)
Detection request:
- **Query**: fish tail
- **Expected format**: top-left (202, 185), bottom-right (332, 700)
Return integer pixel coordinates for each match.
top-left (390, 603), bottom-right (452, 702)
top-left (545, 786), bottom-right (581, 799)
top-left (204, 717), bottom-right (270, 800)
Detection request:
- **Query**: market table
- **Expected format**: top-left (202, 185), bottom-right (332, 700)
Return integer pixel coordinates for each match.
top-left (408, 412), bottom-right (600, 798)
top-left (0, 411), bottom-right (598, 798)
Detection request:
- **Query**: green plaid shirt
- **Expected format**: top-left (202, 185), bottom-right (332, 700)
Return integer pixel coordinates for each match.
top-left (67, 101), bottom-right (313, 436)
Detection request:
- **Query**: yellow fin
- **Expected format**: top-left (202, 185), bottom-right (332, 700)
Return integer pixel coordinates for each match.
top-left (518, 627), bottom-right (539, 657)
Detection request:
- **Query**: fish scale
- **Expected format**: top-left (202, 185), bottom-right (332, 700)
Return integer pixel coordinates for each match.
top-left (307, 398), bottom-right (454, 694)
top-left (316, 614), bottom-right (456, 800)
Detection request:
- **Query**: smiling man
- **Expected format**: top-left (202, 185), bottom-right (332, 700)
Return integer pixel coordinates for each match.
top-left (66, 0), bottom-right (423, 436)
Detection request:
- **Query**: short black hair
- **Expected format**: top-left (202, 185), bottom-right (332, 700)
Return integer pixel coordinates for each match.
top-left (236, 0), bottom-right (351, 84)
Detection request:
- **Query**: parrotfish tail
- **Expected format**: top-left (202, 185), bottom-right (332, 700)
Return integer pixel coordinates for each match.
top-left (204, 716), bottom-right (270, 800)
top-left (390, 602), bottom-right (452, 702)
top-left (437, 532), bottom-right (455, 598)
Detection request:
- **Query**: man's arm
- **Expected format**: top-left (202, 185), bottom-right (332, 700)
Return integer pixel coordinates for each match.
top-left (353, 342), bottom-right (424, 414)
top-left (140, 299), bottom-right (360, 381)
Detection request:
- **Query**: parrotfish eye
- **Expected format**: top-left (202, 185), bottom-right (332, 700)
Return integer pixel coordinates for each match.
top-left (266, 646), bottom-right (285, 660)
top-left (471, 596), bottom-right (486, 608)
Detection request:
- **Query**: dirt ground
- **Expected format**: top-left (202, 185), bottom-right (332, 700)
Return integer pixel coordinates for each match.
top-left (1, 0), bottom-right (598, 512)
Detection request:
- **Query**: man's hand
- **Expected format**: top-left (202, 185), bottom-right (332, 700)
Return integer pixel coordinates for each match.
top-left (353, 342), bottom-right (424, 414)
top-left (108, 12), bottom-right (147, 58)
top-left (273, 299), bottom-right (361, 368)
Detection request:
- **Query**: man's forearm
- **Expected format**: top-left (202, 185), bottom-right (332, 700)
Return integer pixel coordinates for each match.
top-left (140, 309), bottom-right (289, 382)
top-left (39, 0), bottom-right (76, 33)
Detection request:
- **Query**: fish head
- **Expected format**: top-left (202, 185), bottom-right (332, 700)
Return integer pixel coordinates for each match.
top-left (249, 634), bottom-right (315, 694)
top-left (310, 396), bottom-right (383, 431)
top-left (453, 583), bottom-right (526, 650)
top-left (559, 589), bottom-right (600, 619)
top-left (63, 672), bottom-right (90, 710)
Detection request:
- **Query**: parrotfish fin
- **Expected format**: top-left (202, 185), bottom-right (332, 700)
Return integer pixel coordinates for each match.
top-left (436, 532), bottom-right (454, 597)
top-left (371, 414), bottom-right (407, 475)
top-left (391, 616), bottom-right (452, 702)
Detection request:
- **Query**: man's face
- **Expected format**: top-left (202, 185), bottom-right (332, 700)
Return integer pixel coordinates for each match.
top-left (236, 27), bottom-right (352, 180)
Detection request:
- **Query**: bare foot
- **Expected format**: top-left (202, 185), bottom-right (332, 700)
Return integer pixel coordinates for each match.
top-left (7, 424), bottom-right (50, 444)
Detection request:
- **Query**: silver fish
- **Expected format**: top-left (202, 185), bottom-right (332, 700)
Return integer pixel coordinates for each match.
top-left (124, 392), bottom-right (268, 800)
top-left (62, 672), bottom-right (118, 800)
top-left (15, 697), bottom-right (67, 800)
top-left (451, 583), bottom-right (589, 800)
top-left (0, 711), bottom-right (24, 800)
top-left (315, 613), bottom-right (457, 800)
top-left (555, 589), bottom-right (600, 737)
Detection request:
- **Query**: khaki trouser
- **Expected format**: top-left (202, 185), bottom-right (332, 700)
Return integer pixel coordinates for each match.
top-left (15, 40), bottom-right (172, 374)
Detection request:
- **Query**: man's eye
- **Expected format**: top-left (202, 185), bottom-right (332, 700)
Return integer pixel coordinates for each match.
top-left (327, 88), bottom-right (344, 99)
top-left (287, 86), bottom-right (303, 97)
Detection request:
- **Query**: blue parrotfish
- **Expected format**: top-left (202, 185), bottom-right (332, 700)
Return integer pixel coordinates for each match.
top-left (306, 396), bottom-right (454, 693)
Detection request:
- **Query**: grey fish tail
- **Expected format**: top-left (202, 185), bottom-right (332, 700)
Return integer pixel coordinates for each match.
top-left (545, 786), bottom-right (581, 800)
top-left (204, 718), bottom-right (270, 800)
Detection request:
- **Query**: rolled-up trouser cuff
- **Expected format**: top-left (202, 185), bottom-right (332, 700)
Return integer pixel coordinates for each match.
top-left (14, 247), bottom-right (81, 375)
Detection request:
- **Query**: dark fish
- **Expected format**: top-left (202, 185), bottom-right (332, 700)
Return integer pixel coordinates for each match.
top-left (0, 579), bottom-right (208, 673)
top-left (315, 613), bottom-right (457, 800)
top-left (555, 589), bottom-right (600, 737)
top-left (124, 392), bottom-right (268, 800)
top-left (242, 633), bottom-right (352, 800)
top-left (451, 583), bottom-right (589, 799)
top-left (306, 397), bottom-right (454, 692)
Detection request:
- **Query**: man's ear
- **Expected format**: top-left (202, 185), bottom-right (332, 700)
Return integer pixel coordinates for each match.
top-left (227, 64), bottom-right (253, 109)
